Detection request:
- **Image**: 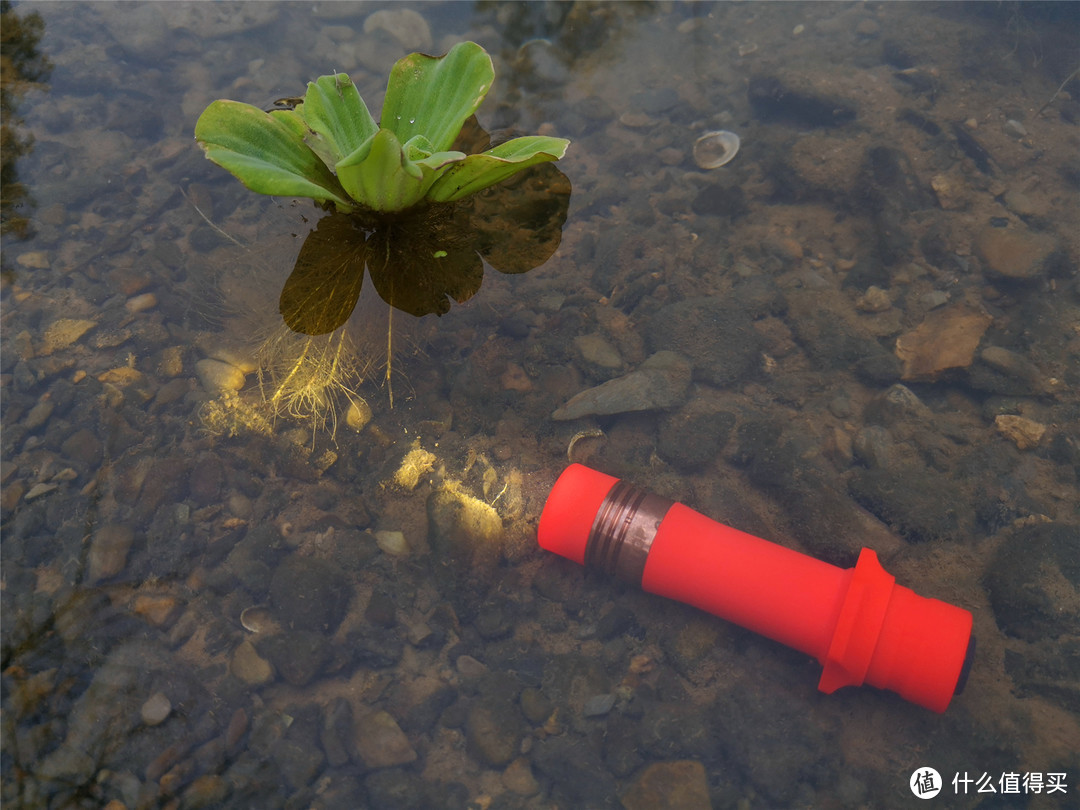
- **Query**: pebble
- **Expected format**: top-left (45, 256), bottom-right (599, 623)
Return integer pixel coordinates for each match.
top-left (354, 710), bottom-right (417, 769)
top-left (87, 524), bottom-right (135, 583)
top-left (502, 757), bottom-right (541, 797)
top-left (181, 774), bottom-right (230, 809)
top-left (158, 346), bottom-right (185, 377)
top-left (363, 8), bottom-right (431, 51)
top-left (140, 692), bottom-right (172, 726)
top-left (230, 640), bottom-right (274, 686)
top-left (920, 290), bottom-right (951, 309)
top-left (124, 292), bottom-right (157, 313)
top-left (456, 655), bottom-right (489, 678)
top-left (647, 297), bottom-right (763, 387)
top-left (427, 486), bottom-right (504, 578)
top-left (895, 305), bottom-right (992, 380)
top-left (374, 529), bottom-right (410, 556)
top-left (621, 760), bottom-right (712, 810)
top-left (574, 333), bottom-right (623, 371)
top-left (23, 399), bottom-right (55, 431)
top-left (974, 227), bottom-right (1056, 281)
top-left (552, 351), bottom-right (692, 420)
top-left (856, 286), bottom-right (892, 313)
top-left (195, 358), bottom-right (246, 393)
top-left (17, 251), bottom-right (50, 269)
top-left (467, 699), bottom-right (523, 767)
top-left (269, 555), bottom-right (353, 634)
top-left (24, 482), bottom-right (59, 501)
top-left (980, 346), bottom-right (1045, 393)
top-left (321, 698), bottom-right (354, 768)
top-left (346, 396), bottom-right (373, 431)
top-left (206, 346), bottom-right (257, 374)
top-left (582, 693), bottom-right (616, 717)
top-left (994, 414), bottom-right (1046, 449)
top-left (133, 594), bottom-right (180, 627)
top-left (1004, 119), bottom-right (1027, 139)
top-left (40, 318), bottom-right (97, 356)
top-left (930, 173), bottom-right (968, 210)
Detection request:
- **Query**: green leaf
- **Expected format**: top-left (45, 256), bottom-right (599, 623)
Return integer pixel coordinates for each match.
top-left (381, 41), bottom-right (495, 152)
top-left (301, 73), bottom-right (378, 168)
top-left (337, 128), bottom-right (464, 212)
top-left (426, 136), bottom-right (570, 203)
top-left (195, 99), bottom-right (354, 209)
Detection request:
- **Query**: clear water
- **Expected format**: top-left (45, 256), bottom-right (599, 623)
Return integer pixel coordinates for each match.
top-left (3, 2), bottom-right (1079, 809)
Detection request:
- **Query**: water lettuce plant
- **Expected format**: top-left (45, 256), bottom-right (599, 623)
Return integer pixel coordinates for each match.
top-left (194, 41), bottom-right (569, 214)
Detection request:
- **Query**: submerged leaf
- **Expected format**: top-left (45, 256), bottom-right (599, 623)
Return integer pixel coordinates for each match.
top-left (381, 41), bottom-right (495, 152)
top-left (366, 209), bottom-right (483, 317)
top-left (195, 100), bottom-right (354, 209)
top-left (279, 214), bottom-right (367, 335)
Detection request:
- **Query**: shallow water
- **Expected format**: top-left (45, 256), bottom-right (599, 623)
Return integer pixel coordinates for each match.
top-left (2, 2), bottom-right (1079, 809)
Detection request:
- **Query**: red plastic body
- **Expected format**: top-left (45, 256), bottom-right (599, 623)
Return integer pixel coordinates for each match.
top-left (538, 464), bottom-right (973, 713)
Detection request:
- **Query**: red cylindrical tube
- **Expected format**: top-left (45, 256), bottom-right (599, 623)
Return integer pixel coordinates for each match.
top-left (537, 464), bottom-right (974, 713)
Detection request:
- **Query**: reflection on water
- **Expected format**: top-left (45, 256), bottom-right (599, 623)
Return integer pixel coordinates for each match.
top-left (2, 3), bottom-right (1079, 809)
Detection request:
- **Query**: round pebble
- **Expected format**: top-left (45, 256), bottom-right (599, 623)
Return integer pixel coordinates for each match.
top-left (375, 530), bottom-right (410, 556)
top-left (125, 293), bottom-right (158, 313)
top-left (141, 692), bottom-right (172, 726)
top-left (195, 358), bottom-right (246, 393)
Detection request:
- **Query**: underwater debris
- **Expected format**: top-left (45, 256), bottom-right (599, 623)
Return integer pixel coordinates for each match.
top-left (693, 130), bottom-right (741, 169)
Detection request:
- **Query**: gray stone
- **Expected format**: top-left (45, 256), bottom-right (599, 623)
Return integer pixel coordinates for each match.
top-left (582, 693), bottom-right (616, 717)
top-left (552, 351), bottom-right (691, 420)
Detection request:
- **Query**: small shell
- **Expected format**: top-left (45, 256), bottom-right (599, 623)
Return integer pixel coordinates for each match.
top-left (693, 130), bottom-right (740, 169)
top-left (239, 605), bottom-right (277, 634)
top-left (567, 428), bottom-right (606, 464)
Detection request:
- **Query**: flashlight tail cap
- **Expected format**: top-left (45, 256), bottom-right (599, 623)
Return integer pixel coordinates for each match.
top-left (537, 463), bottom-right (619, 566)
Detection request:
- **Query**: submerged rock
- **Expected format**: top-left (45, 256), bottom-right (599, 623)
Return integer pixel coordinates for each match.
top-left (895, 305), bottom-right (992, 380)
top-left (647, 298), bottom-right (762, 387)
top-left (552, 351), bottom-right (691, 420)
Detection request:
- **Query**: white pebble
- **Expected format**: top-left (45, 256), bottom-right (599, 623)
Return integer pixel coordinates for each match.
top-left (125, 293), bottom-right (157, 313)
top-left (375, 530), bottom-right (410, 557)
top-left (141, 692), bottom-right (172, 726)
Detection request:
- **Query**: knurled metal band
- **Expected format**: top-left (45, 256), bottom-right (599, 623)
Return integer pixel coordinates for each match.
top-left (585, 479), bottom-right (674, 585)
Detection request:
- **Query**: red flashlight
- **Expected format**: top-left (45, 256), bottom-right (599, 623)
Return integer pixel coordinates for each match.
top-left (537, 464), bottom-right (974, 713)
